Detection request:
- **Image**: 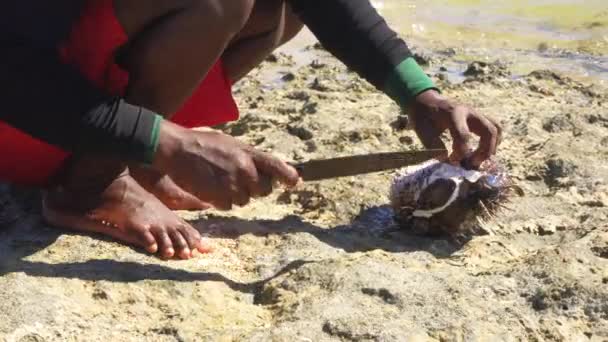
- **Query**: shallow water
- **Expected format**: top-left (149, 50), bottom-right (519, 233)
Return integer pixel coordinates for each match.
top-left (267, 1), bottom-right (608, 87)
top-left (377, 0), bottom-right (608, 82)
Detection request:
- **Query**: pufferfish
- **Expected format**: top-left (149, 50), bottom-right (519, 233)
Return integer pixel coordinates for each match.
top-left (390, 158), bottom-right (516, 236)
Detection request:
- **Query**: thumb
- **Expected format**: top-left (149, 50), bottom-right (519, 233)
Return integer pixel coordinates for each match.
top-left (447, 107), bottom-right (473, 162)
top-left (412, 111), bottom-right (447, 157)
top-left (252, 151), bottom-right (300, 188)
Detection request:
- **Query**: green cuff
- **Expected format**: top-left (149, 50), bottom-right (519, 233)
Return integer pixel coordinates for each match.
top-left (384, 57), bottom-right (438, 108)
top-left (143, 114), bottom-right (163, 164)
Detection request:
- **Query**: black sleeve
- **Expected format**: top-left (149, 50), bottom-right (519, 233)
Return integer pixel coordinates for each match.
top-left (0, 38), bottom-right (160, 163)
top-left (288, 0), bottom-right (413, 89)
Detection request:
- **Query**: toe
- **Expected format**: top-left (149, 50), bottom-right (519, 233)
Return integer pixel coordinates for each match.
top-left (170, 229), bottom-right (191, 260)
top-left (132, 225), bottom-right (159, 253)
top-left (197, 237), bottom-right (213, 254)
top-left (153, 228), bottom-right (175, 259)
top-left (178, 223), bottom-right (208, 254)
top-left (141, 231), bottom-right (158, 254)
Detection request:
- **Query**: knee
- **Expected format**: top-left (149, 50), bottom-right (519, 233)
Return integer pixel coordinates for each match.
top-left (222, 0), bottom-right (256, 32)
top-left (280, 8), bottom-right (304, 45)
top-left (189, 0), bottom-right (255, 35)
top-left (250, 0), bottom-right (302, 48)
top-left (272, 2), bottom-right (304, 47)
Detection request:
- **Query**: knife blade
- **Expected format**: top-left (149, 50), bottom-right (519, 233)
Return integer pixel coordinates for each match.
top-left (293, 149), bottom-right (446, 181)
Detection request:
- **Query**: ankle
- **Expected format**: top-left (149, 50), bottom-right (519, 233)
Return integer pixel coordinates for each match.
top-left (52, 155), bottom-right (129, 195)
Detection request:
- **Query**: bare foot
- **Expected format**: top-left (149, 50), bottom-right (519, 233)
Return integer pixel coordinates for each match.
top-left (43, 158), bottom-right (211, 259)
top-left (129, 165), bottom-right (210, 211)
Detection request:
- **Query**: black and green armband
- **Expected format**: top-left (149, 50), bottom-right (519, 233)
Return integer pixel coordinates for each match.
top-left (144, 114), bottom-right (163, 164)
top-left (384, 57), bottom-right (438, 108)
top-left (76, 98), bottom-right (163, 164)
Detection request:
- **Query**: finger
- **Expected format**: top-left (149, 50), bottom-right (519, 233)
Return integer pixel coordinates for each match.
top-left (257, 175), bottom-right (274, 198)
top-left (252, 151), bottom-right (300, 188)
top-left (222, 172), bottom-right (250, 207)
top-left (486, 115), bottom-right (503, 147)
top-left (447, 106), bottom-right (473, 162)
top-left (169, 229), bottom-right (191, 260)
top-left (211, 198), bottom-right (232, 211)
top-left (152, 227), bottom-right (174, 259)
top-left (208, 179), bottom-right (233, 210)
top-left (236, 157), bottom-right (266, 198)
top-left (468, 112), bottom-right (499, 167)
top-left (231, 183), bottom-right (251, 207)
top-left (411, 111), bottom-right (447, 151)
top-left (199, 202), bottom-right (213, 210)
top-left (472, 113), bottom-right (499, 156)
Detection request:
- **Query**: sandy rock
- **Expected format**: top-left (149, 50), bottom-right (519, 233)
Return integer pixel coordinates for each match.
top-left (2, 31), bottom-right (608, 341)
top-left (463, 61), bottom-right (510, 79)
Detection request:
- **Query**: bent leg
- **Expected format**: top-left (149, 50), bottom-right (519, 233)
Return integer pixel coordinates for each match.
top-left (45, 0), bottom-right (305, 258)
top-left (44, 0), bottom-right (258, 258)
top-left (125, 0), bottom-right (304, 211)
top-left (111, 0), bottom-right (251, 210)
top-left (222, 0), bottom-right (305, 83)
top-left (114, 0), bottom-right (255, 115)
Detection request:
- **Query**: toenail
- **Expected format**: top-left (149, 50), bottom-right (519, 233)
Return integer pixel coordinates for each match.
top-left (148, 244), bottom-right (158, 253)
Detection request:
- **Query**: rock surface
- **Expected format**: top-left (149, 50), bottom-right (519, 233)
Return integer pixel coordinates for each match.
top-left (2, 42), bottom-right (608, 341)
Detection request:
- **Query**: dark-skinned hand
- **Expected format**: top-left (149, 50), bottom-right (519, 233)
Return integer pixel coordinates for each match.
top-left (408, 89), bottom-right (502, 168)
top-left (153, 121), bottom-right (300, 210)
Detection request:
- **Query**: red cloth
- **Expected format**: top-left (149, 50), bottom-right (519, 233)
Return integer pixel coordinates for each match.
top-left (0, 0), bottom-right (239, 186)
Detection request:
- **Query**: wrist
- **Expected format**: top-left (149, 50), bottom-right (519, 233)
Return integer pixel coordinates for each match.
top-left (142, 114), bottom-right (163, 164)
top-left (411, 88), bottom-right (453, 119)
top-left (414, 88), bottom-right (447, 106)
top-left (384, 57), bottom-right (439, 108)
top-left (152, 120), bottom-right (186, 172)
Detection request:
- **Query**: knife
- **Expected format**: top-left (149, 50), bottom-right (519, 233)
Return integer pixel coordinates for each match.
top-left (293, 149), bottom-right (446, 181)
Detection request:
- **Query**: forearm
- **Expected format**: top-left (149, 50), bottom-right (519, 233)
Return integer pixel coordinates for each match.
top-left (288, 0), bottom-right (437, 106)
top-left (0, 40), bottom-right (161, 163)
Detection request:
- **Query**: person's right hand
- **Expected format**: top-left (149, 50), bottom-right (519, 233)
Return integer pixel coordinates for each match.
top-left (152, 121), bottom-right (300, 210)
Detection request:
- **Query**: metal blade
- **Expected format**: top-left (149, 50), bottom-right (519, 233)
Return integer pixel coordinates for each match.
top-left (293, 149), bottom-right (446, 181)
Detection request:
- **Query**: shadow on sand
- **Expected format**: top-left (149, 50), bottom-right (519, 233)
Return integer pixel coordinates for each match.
top-left (0, 190), bottom-right (463, 295)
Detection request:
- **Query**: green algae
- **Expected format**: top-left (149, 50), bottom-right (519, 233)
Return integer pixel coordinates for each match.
top-left (376, 0), bottom-right (608, 81)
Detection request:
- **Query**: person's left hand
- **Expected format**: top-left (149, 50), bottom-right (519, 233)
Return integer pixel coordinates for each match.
top-left (407, 89), bottom-right (502, 169)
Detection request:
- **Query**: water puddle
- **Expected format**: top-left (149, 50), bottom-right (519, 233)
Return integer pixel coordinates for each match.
top-left (260, 0), bottom-right (608, 87)
top-left (378, 0), bottom-right (608, 82)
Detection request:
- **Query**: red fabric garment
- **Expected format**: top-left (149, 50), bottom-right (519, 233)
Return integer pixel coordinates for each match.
top-left (0, 0), bottom-right (239, 186)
